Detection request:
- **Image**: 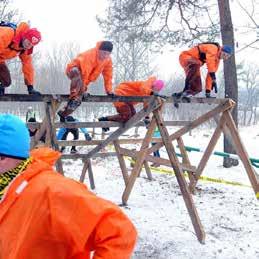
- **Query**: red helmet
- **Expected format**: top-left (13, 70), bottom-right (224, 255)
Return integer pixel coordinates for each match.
top-left (23, 28), bottom-right (41, 46)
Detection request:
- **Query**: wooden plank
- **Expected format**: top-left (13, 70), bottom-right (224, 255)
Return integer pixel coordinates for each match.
top-left (224, 110), bottom-right (259, 196)
top-left (147, 99), bottom-right (234, 156)
top-left (119, 147), bottom-right (196, 173)
top-left (122, 116), bottom-right (157, 204)
top-left (153, 108), bottom-right (205, 243)
top-left (87, 159), bottom-right (95, 190)
top-left (0, 93), bottom-right (229, 105)
top-left (113, 140), bottom-right (129, 185)
top-left (189, 114), bottom-right (225, 192)
top-left (61, 152), bottom-right (117, 159)
top-left (57, 138), bottom-right (163, 146)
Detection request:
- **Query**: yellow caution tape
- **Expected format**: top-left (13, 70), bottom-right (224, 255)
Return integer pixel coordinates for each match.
top-left (127, 157), bottom-right (252, 188)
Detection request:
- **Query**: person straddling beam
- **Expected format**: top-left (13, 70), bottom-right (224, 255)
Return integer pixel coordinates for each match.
top-left (98, 76), bottom-right (165, 132)
top-left (174, 42), bottom-right (233, 99)
top-left (0, 114), bottom-right (137, 258)
top-left (58, 41), bottom-right (114, 122)
top-left (0, 22), bottom-right (41, 95)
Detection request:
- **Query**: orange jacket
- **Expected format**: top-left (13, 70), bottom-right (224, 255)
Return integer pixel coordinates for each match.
top-left (179, 43), bottom-right (222, 90)
top-left (0, 22), bottom-right (35, 85)
top-left (114, 76), bottom-right (156, 107)
top-left (0, 147), bottom-right (137, 259)
top-left (66, 42), bottom-right (113, 93)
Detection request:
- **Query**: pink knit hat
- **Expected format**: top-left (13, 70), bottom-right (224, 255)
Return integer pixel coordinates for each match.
top-left (152, 80), bottom-right (165, 91)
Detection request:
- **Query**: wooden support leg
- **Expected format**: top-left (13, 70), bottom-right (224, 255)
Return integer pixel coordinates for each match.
top-left (189, 113), bottom-right (225, 192)
top-left (45, 101), bottom-right (64, 174)
top-left (177, 137), bottom-right (196, 188)
top-left (80, 159), bottom-right (95, 189)
top-left (143, 161), bottom-right (153, 180)
top-left (153, 108), bottom-right (205, 243)
top-left (122, 117), bottom-right (157, 205)
top-left (113, 140), bottom-right (129, 185)
top-left (224, 110), bottom-right (259, 198)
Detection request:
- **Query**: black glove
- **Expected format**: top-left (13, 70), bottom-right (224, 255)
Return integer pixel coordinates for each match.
top-left (107, 92), bottom-right (115, 97)
top-left (84, 133), bottom-right (92, 141)
top-left (27, 85), bottom-right (41, 95)
top-left (211, 81), bottom-right (218, 93)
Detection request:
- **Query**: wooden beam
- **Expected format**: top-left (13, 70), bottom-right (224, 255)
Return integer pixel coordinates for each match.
top-left (0, 93), bottom-right (229, 104)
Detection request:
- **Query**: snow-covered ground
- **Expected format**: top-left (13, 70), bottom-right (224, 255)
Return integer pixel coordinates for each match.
top-left (63, 125), bottom-right (259, 259)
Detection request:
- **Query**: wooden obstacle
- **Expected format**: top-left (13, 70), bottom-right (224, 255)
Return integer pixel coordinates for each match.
top-left (1, 94), bottom-right (259, 243)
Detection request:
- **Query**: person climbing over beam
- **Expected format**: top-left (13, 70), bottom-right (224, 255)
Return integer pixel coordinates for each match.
top-left (56, 115), bottom-right (92, 153)
top-left (0, 21), bottom-right (42, 96)
top-left (57, 41), bottom-right (114, 122)
top-left (98, 76), bottom-right (164, 132)
top-left (173, 42), bottom-right (233, 99)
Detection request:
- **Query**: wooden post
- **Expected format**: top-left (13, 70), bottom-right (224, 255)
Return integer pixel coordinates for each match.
top-left (143, 161), bottom-right (153, 180)
top-left (80, 159), bottom-right (95, 189)
top-left (153, 107), bottom-right (205, 243)
top-left (45, 102), bottom-right (64, 174)
top-left (113, 140), bottom-right (129, 185)
top-left (224, 110), bottom-right (259, 197)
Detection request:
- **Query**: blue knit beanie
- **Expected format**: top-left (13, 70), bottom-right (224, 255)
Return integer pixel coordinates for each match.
top-left (222, 45), bottom-right (233, 55)
top-left (0, 114), bottom-right (30, 159)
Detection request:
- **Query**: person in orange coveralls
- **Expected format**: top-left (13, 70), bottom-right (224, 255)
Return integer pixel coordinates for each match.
top-left (175, 43), bottom-right (233, 98)
top-left (0, 114), bottom-right (137, 259)
top-left (0, 21), bottom-right (41, 95)
top-left (98, 76), bottom-right (164, 132)
top-left (58, 41), bottom-right (114, 121)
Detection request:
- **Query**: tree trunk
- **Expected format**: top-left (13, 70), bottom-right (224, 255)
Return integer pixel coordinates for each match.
top-left (218, 0), bottom-right (239, 168)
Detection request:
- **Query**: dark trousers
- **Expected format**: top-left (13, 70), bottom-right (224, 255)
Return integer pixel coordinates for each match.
top-left (0, 63), bottom-right (11, 87)
top-left (181, 59), bottom-right (202, 95)
top-left (152, 143), bottom-right (160, 157)
top-left (61, 128), bottom-right (79, 151)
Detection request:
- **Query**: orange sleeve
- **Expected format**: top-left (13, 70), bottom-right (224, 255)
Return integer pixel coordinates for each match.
top-left (91, 205), bottom-right (137, 259)
top-left (19, 53), bottom-right (34, 85)
top-left (140, 77), bottom-right (156, 95)
top-left (205, 48), bottom-right (220, 73)
top-left (102, 58), bottom-right (113, 93)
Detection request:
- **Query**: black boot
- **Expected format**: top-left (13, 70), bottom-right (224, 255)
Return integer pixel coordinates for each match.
top-left (27, 85), bottom-right (41, 95)
top-left (98, 117), bottom-right (110, 132)
top-left (0, 86), bottom-right (5, 96)
top-left (57, 110), bottom-right (66, 122)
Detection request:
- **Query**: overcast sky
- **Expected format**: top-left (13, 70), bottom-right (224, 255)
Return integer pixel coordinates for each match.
top-left (13, 0), bottom-right (107, 51)
top-left (11, 0), bottom-right (259, 79)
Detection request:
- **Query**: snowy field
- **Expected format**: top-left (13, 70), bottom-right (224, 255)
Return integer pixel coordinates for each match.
top-left (62, 125), bottom-right (259, 259)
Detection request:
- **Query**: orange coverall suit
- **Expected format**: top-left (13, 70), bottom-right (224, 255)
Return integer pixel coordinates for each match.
top-left (106, 77), bottom-right (156, 122)
top-left (179, 43), bottom-right (221, 95)
top-left (0, 147), bottom-right (137, 259)
top-left (66, 41), bottom-right (113, 108)
top-left (0, 22), bottom-right (35, 87)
